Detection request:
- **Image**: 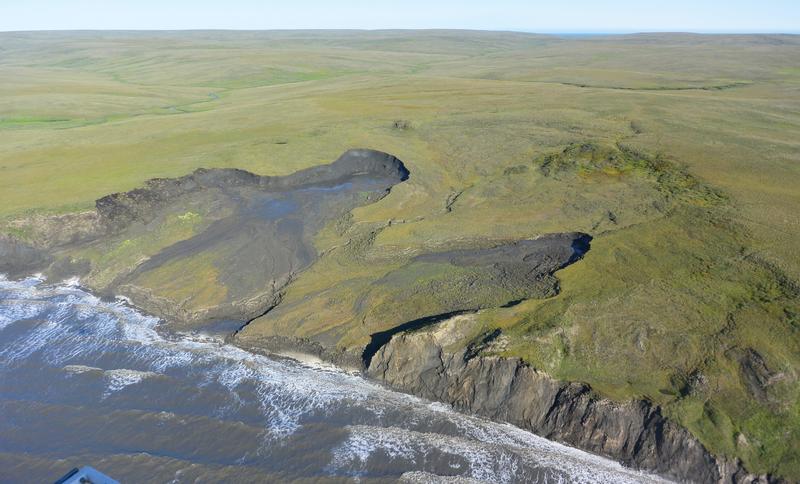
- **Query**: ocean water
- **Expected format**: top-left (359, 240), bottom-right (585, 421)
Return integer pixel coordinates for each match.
top-left (0, 275), bottom-right (670, 483)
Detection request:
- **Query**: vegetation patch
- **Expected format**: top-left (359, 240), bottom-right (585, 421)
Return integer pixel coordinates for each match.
top-left (473, 144), bottom-right (800, 477)
top-left (537, 142), bottom-right (725, 207)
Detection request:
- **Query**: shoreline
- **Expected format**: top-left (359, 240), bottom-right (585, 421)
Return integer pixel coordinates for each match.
top-left (234, 326), bottom-right (775, 484)
top-left (2, 272), bottom-right (672, 481)
top-left (0, 272), bottom-right (683, 483)
top-left (0, 271), bottom-right (776, 483)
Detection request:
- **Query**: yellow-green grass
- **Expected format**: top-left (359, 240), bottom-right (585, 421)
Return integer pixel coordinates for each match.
top-left (68, 209), bottom-right (210, 289)
top-left (1, 31), bottom-right (799, 477)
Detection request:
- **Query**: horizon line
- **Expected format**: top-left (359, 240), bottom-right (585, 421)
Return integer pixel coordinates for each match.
top-left (1, 28), bottom-right (799, 36)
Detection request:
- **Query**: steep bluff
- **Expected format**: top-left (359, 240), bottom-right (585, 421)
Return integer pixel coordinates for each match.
top-left (366, 316), bottom-right (776, 483)
top-left (0, 234), bottom-right (52, 278)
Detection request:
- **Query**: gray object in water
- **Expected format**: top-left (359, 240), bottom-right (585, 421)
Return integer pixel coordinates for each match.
top-left (54, 466), bottom-right (119, 484)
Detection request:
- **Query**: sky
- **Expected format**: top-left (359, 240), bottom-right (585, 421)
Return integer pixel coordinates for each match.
top-left (0, 0), bottom-right (797, 33)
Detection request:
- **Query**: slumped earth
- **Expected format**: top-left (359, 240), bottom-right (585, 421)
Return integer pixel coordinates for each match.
top-left (0, 31), bottom-right (799, 480)
top-left (64, 148), bottom-right (408, 326)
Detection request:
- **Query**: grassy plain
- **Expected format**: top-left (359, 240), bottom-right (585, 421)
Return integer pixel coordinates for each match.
top-left (1, 31), bottom-right (799, 477)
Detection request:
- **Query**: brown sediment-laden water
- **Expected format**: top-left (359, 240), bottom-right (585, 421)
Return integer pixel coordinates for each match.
top-left (0, 275), bottom-right (670, 483)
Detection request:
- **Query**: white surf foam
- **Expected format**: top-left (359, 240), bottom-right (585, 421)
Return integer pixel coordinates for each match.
top-left (330, 424), bottom-right (669, 484)
top-left (63, 364), bottom-right (103, 374)
top-left (102, 368), bottom-right (160, 398)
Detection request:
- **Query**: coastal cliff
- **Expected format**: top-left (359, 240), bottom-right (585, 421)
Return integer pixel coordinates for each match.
top-left (2, 146), bottom-right (793, 481)
top-left (365, 316), bottom-right (775, 484)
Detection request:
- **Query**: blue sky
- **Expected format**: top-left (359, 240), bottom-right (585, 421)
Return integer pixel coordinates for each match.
top-left (0, 0), bottom-right (797, 33)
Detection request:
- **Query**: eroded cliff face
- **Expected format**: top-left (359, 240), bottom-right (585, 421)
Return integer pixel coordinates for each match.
top-left (366, 316), bottom-right (775, 484)
top-left (0, 234), bottom-right (51, 278)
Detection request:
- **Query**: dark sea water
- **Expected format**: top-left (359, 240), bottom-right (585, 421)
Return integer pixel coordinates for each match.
top-left (0, 275), bottom-right (669, 483)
